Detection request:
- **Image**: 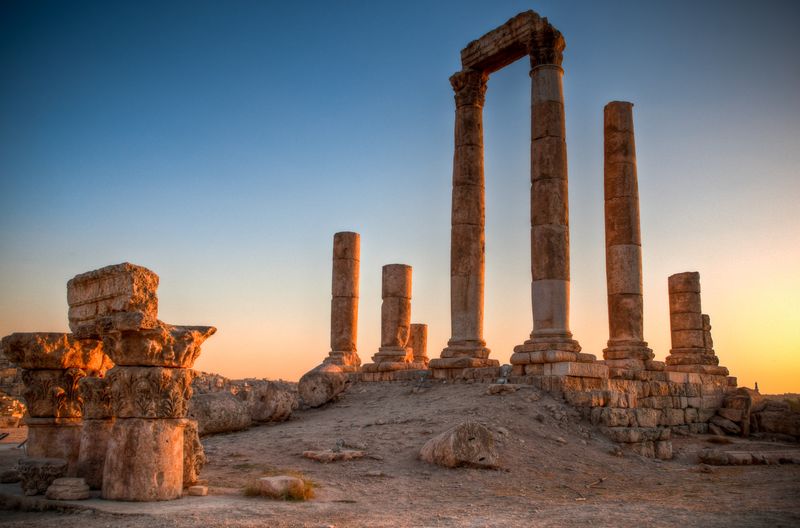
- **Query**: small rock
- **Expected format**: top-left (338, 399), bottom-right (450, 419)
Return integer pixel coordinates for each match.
top-left (258, 476), bottom-right (306, 500)
top-left (45, 477), bottom-right (90, 500)
top-left (555, 436), bottom-right (567, 444)
top-left (419, 421), bottom-right (498, 469)
top-left (486, 384), bottom-right (518, 395)
top-left (187, 485), bottom-right (208, 496)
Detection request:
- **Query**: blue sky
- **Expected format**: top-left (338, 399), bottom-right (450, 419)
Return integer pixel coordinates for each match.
top-left (1, 0), bottom-right (798, 391)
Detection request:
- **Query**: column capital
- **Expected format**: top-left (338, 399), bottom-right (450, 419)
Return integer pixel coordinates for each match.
top-left (529, 26), bottom-right (565, 68)
top-left (450, 69), bottom-right (488, 107)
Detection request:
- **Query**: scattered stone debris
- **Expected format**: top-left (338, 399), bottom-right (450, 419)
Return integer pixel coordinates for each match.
top-left (16, 457), bottom-right (67, 496)
top-left (303, 449), bottom-right (365, 463)
top-left (45, 477), bottom-right (91, 500)
top-left (698, 448), bottom-right (800, 466)
top-left (419, 421), bottom-right (498, 469)
top-left (486, 383), bottom-right (519, 395)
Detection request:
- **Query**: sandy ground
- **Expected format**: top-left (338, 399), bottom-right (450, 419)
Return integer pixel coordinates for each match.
top-left (2, 380), bottom-right (799, 527)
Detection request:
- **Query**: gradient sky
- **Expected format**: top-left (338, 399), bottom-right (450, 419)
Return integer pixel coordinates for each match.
top-left (1, 0), bottom-right (798, 393)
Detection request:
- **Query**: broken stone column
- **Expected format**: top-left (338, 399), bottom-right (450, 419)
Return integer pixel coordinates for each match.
top-left (408, 323), bottom-right (429, 368)
top-left (665, 272), bottom-right (727, 376)
top-left (76, 376), bottom-right (114, 489)
top-left (0, 333), bottom-right (110, 476)
top-left (601, 101), bottom-right (654, 373)
top-left (323, 231), bottom-right (361, 372)
top-left (369, 264), bottom-right (413, 367)
top-left (512, 27), bottom-right (583, 369)
top-left (433, 68), bottom-right (498, 371)
top-left (102, 322), bottom-right (215, 501)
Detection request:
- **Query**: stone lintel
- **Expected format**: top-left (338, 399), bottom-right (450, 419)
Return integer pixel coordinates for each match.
top-left (460, 10), bottom-right (563, 73)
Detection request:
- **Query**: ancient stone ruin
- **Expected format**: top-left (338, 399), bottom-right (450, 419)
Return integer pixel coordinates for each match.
top-left (1, 262), bottom-right (215, 501)
top-left (0, 8), bottom-right (780, 508)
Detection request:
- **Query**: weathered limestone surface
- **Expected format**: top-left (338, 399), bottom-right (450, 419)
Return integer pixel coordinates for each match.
top-left (408, 324), bottom-right (429, 366)
top-left (188, 392), bottom-right (251, 435)
top-left (102, 418), bottom-right (186, 501)
top-left (419, 421), bottom-right (498, 469)
top-left (325, 232), bottom-right (362, 371)
top-left (1, 333), bottom-right (108, 372)
top-left (665, 272), bottom-right (728, 375)
top-left (298, 363), bottom-right (348, 408)
top-left (20, 368), bottom-right (87, 418)
top-left (25, 417), bottom-right (83, 476)
top-left (107, 366), bottom-right (194, 418)
top-left (102, 322), bottom-right (215, 368)
top-left (68, 263), bottom-right (159, 338)
top-left (602, 101), bottom-right (653, 372)
top-left (46, 477), bottom-right (90, 500)
top-left (371, 264), bottom-right (414, 364)
top-left (76, 418), bottom-right (114, 489)
top-left (16, 458), bottom-right (68, 496)
top-left (183, 419), bottom-right (206, 486)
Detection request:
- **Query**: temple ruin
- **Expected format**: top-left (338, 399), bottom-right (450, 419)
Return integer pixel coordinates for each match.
top-left (0, 9), bottom-right (764, 505)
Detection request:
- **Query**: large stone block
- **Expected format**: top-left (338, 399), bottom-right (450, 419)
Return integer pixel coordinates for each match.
top-left (67, 263), bottom-right (159, 338)
top-left (107, 366), bottom-right (194, 418)
top-left (452, 183), bottom-right (485, 225)
top-left (102, 418), bottom-right (185, 501)
top-left (668, 272), bottom-right (701, 294)
top-left (1, 333), bottom-right (108, 371)
top-left (543, 362), bottom-right (608, 378)
top-left (531, 225), bottom-right (569, 280)
top-left (531, 136), bottom-right (567, 181)
top-left (604, 196), bottom-right (641, 246)
top-left (532, 100), bottom-right (565, 139)
top-left (531, 177), bottom-right (568, 226)
top-left (102, 322), bottom-right (215, 368)
top-left (187, 392), bottom-right (251, 436)
top-left (605, 245), bottom-right (642, 295)
top-left (419, 421), bottom-right (498, 469)
top-left (332, 231), bottom-right (360, 260)
top-left (604, 162), bottom-right (639, 199)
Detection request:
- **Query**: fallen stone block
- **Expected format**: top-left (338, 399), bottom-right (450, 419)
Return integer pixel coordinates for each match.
top-left (298, 363), bottom-right (348, 408)
top-left (710, 415), bottom-right (741, 435)
top-left (45, 477), bottom-right (90, 500)
top-left (187, 485), bottom-right (208, 496)
top-left (419, 421), bottom-right (498, 469)
top-left (67, 263), bottom-right (160, 338)
top-left (188, 392), bottom-right (251, 436)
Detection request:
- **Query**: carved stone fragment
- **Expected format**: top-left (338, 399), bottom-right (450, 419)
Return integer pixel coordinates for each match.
top-left (16, 457), bottom-right (68, 496)
top-left (107, 366), bottom-right (194, 418)
top-left (102, 322), bottom-right (215, 368)
top-left (0, 333), bottom-right (108, 372)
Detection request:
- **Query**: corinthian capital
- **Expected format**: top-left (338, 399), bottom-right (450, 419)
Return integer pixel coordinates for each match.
top-left (529, 26), bottom-right (565, 68)
top-left (450, 69), bottom-right (488, 107)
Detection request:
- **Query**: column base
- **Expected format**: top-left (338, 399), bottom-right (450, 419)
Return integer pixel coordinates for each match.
top-left (371, 346), bottom-right (412, 363)
top-left (602, 341), bottom-right (654, 375)
top-left (440, 340), bottom-right (491, 360)
top-left (361, 360), bottom-right (427, 373)
top-left (323, 350), bottom-right (362, 372)
top-left (77, 418), bottom-right (114, 489)
top-left (429, 356), bottom-right (499, 369)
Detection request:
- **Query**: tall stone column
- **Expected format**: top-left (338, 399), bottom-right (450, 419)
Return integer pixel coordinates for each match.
top-left (602, 101), bottom-right (653, 371)
top-left (513, 28), bottom-right (581, 361)
top-left (324, 231), bottom-right (361, 372)
top-left (433, 69), bottom-right (498, 371)
top-left (372, 264), bottom-right (413, 364)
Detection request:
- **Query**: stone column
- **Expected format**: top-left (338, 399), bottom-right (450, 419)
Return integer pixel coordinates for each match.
top-left (602, 101), bottom-right (653, 371)
top-left (324, 231), bottom-right (361, 372)
top-left (77, 376), bottom-right (114, 489)
top-left (513, 28), bottom-right (580, 361)
top-left (408, 323), bottom-right (429, 367)
top-left (102, 322), bottom-right (215, 501)
top-left (0, 333), bottom-right (109, 476)
top-left (433, 69), bottom-right (498, 372)
top-left (665, 272), bottom-right (727, 375)
top-left (441, 69), bottom-right (491, 361)
top-left (371, 264), bottom-right (413, 364)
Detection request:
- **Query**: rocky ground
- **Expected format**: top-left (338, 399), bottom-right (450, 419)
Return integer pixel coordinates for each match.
top-left (2, 381), bottom-right (799, 527)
